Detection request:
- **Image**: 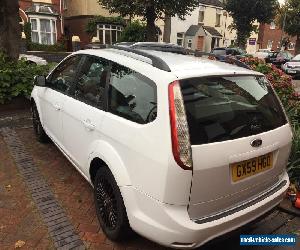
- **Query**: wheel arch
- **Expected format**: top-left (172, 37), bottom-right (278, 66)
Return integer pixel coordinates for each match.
top-left (88, 141), bottom-right (131, 187)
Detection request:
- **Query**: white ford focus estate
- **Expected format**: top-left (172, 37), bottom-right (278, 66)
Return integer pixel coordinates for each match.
top-left (31, 47), bottom-right (292, 249)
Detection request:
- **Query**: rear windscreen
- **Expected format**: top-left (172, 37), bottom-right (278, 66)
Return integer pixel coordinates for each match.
top-left (180, 76), bottom-right (287, 145)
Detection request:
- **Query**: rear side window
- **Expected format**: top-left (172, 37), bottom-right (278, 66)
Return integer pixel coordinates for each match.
top-left (180, 76), bottom-right (287, 145)
top-left (108, 63), bottom-right (157, 124)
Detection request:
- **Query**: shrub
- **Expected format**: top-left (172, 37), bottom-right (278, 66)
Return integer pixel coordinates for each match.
top-left (118, 21), bottom-right (146, 42)
top-left (241, 57), bottom-right (300, 180)
top-left (28, 42), bottom-right (67, 52)
top-left (0, 52), bottom-right (51, 104)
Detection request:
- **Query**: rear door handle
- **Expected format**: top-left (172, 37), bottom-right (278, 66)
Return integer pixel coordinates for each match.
top-left (83, 119), bottom-right (95, 131)
top-left (53, 103), bottom-right (61, 111)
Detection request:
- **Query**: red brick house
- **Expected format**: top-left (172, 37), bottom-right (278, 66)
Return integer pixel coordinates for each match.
top-left (19, 0), bottom-right (65, 45)
top-left (258, 22), bottom-right (297, 55)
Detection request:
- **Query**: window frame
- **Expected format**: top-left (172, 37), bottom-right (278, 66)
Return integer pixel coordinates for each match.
top-left (198, 6), bottom-right (205, 24)
top-left (215, 9), bottom-right (222, 27)
top-left (29, 15), bottom-right (57, 45)
top-left (187, 39), bottom-right (192, 49)
top-left (107, 62), bottom-right (158, 125)
top-left (177, 32), bottom-right (184, 46)
top-left (97, 24), bottom-right (124, 45)
top-left (47, 55), bottom-right (84, 96)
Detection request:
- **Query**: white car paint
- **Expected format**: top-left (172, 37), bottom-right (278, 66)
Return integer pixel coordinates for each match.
top-left (31, 49), bottom-right (292, 249)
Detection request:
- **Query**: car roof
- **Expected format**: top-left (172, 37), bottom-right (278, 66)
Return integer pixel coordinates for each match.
top-left (74, 49), bottom-right (262, 80)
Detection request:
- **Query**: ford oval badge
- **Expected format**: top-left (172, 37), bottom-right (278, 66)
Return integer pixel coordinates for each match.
top-left (251, 139), bottom-right (262, 148)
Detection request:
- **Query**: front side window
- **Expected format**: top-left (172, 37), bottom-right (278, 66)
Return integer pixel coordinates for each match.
top-left (108, 63), bottom-right (157, 124)
top-left (30, 17), bottom-right (57, 45)
top-left (75, 56), bottom-right (110, 108)
top-left (97, 24), bottom-right (123, 45)
top-left (180, 76), bottom-right (287, 145)
top-left (48, 56), bottom-right (82, 94)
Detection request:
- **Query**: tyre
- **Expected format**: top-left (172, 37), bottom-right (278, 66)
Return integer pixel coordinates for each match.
top-left (94, 167), bottom-right (132, 241)
top-left (32, 105), bottom-right (50, 143)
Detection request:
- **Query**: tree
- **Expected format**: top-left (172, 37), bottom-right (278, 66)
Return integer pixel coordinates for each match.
top-left (98, 0), bottom-right (199, 42)
top-left (118, 21), bottom-right (146, 42)
top-left (225, 0), bottom-right (279, 49)
top-left (0, 0), bottom-right (21, 61)
top-left (276, 0), bottom-right (300, 55)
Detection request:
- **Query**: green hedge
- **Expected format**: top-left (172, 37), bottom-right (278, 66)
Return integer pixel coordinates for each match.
top-left (28, 42), bottom-right (67, 52)
top-left (241, 57), bottom-right (300, 180)
top-left (0, 52), bottom-right (51, 104)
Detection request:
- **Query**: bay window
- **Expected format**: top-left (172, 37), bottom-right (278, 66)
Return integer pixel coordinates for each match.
top-left (29, 16), bottom-right (57, 45)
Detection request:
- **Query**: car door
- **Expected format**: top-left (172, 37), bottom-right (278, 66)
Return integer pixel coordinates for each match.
top-left (62, 55), bottom-right (110, 176)
top-left (38, 55), bottom-right (82, 148)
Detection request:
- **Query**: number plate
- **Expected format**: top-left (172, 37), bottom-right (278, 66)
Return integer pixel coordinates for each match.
top-left (231, 153), bottom-right (273, 182)
top-left (288, 70), bottom-right (296, 74)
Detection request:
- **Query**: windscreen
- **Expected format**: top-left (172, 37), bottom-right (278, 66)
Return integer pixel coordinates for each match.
top-left (180, 76), bottom-right (287, 145)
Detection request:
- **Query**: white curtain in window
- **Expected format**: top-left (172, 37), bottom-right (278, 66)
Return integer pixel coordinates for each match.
top-left (31, 19), bottom-right (39, 43)
top-left (40, 19), bottom-right (51, 45)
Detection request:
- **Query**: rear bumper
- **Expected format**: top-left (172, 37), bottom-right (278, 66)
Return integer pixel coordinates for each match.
top-left (121, 171), bottom-right (289, 249)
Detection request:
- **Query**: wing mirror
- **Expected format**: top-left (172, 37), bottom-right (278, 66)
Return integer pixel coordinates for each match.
top-left (34, 75), bottom-right (47, 87)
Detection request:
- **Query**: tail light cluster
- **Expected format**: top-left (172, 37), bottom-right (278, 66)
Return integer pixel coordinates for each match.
top-left (169, 81), bottom-right (193, 170)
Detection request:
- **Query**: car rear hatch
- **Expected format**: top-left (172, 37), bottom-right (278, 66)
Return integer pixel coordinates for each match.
top-left (178, 75), bottom-right (292, 221)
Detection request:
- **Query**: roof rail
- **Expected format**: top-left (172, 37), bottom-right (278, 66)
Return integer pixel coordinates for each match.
top-left (194, 51), bottom-right (251, 70)
top-left (109, 45), bottom-right (171, 72)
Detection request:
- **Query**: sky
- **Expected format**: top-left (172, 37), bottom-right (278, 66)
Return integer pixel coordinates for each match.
top-left (278, 0), bottom-right (285, 5)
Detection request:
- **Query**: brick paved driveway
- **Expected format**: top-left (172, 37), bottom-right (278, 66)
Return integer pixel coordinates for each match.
top-left (0, 110), bottom-right (300, 250)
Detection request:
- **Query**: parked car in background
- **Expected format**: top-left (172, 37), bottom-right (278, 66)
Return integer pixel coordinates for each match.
top-left (253, 50), bottom-right (279, 63)
top-left (272, 51), bottom-right (294, 68)
top-left (265, 51), bottom-right (279, 64)
top-left (31, 47), bottom-right (291, 249)
top-left (19, 54), bottom-right (47, 65)
top-left (253, 51), bottom-right (269, 60)
top-left (282, 54), bottom-right (300, 79)
top-left (211, 47), bottom-right (247, 59)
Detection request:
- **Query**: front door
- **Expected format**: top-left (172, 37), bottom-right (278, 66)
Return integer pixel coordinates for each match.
top-left (62, 55), bottom-right (110, 176)
top-left (197, 36), bottom-right (204, 51)
top-left (38, 55), bottom-right (82, 148)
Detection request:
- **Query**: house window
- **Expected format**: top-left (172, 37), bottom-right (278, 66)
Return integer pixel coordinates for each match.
top-left (187, 39), bottom-right (192, 49)
top-left (198, 6), bottom-right (205, 24)
top-left (216, 9), bottom-right (221, 27)
top-left (267, 40), bottom-right (273, 49)
top-left (97, 24), bottom-right (123, 45)
top-left (288, 42), bottom-right (295, 50)
top-left (63, 0), bottom-right (67, 10)
top-left (29, 17), bottom-right (57, 45)
top-left (177, 33), bottom-right (184, 46)
top-left (270, 21), bottom-right (276, 30)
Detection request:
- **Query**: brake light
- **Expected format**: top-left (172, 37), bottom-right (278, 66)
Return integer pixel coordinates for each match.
top-left (169, 81), bottom-right (192, 170)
